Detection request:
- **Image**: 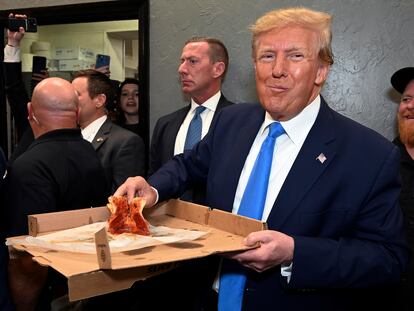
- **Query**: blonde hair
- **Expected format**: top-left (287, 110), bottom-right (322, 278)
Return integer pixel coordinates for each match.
top-left (251, 7), bottom-right (334, 65)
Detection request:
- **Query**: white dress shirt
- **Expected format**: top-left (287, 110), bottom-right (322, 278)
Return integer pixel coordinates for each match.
top-left (4, 44), bottom-right (20, 62)
top-left (174, 90), bottom-right (222, 155)
top-left (81, 115), bottom-right (107, 142)
top-left (232, 96), bottom-right (321, 221)
top-left (213, 96), bottom-right (321, 291)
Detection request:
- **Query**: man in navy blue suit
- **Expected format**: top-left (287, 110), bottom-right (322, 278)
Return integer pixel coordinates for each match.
top-left (149, 36), bottom-right (233, 204)
top-left (116, 7), bottom-right (409, 311)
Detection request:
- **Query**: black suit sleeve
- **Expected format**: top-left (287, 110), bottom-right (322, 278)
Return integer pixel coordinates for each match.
top-left (111, 134), bottom-right (146, 192)
top-left (3, 62), bottom-right (30, 138)
top-left (148, 118), bottom-right (164, 176)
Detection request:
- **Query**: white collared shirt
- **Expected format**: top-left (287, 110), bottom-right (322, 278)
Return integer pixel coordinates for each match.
top-left (213, 96), bottom-right (321, 291)
top-left (232, 96), bottom-right (321, 221)
top-left (174, 90), bottom-right (222, 155)
top-left (81, 115), bottom-right (107, 143)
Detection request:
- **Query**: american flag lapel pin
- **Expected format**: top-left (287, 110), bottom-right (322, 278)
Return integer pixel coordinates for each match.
top-left (316, 153), bottom-right (327, 164)
top-left (96, 137), bottom-right (104, 142)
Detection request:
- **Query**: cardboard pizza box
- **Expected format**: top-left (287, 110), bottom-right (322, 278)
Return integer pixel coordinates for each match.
top-left (7, 199), bottom-right (265, 301)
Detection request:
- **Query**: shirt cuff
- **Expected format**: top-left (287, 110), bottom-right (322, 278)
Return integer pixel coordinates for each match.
top-left (151, 186), bottom-right (159, 205)
top-left (281, 262), bottom-right (293, 283)
top-left (4, 45), bottom-right (21, 62)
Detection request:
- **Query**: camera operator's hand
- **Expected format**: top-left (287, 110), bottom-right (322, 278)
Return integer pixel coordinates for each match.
top-left (7, 13), bottom-right (26, 47)
top-left (94, 65), bottom-right (111, 78)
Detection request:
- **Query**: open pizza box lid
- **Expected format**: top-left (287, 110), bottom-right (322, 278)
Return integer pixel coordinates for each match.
top-left (6, 199), bottom-right (266, 301)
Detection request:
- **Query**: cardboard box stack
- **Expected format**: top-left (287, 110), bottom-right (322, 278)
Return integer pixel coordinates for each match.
top-left (53, 46), bottom-right (96, 71)
top-left (22, 42), bottom-right (96, 72)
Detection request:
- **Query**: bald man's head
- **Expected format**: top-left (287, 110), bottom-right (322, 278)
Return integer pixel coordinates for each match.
top-left (31, 77), bottom-right (78, 112)
top-left (28, 77), bottom-right (79, 138)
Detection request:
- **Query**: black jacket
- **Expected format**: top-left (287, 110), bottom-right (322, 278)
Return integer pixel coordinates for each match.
top-left (5, 129), bottom-right (109, 236)
top-left (149, 94), bottom-right (233, 204)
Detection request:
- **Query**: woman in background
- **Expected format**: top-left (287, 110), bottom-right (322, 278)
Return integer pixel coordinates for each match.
top-left (116, 78), bottom-right (145, 139)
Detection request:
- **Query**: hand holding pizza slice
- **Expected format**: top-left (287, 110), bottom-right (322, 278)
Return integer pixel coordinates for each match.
top-left (107, 196), bottom-right (151, 236)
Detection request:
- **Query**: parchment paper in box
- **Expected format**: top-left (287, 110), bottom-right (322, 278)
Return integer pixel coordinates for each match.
top-left (6, 199), bottom-right (265, 301)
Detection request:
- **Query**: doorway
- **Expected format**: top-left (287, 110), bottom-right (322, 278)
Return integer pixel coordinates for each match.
top-left (0, 0), bottom-right (149, 162)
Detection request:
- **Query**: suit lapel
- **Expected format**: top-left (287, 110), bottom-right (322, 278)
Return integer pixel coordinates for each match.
top-left (91, 118), bottom-right (111, 150)
top-left (267, 99), bottom-right (338, 229)
top-left (214, 95), bottom-right (232, 117)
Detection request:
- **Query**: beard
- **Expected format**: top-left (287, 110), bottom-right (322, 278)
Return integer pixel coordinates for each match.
top-left (398, 116), bottom-right (414, 147)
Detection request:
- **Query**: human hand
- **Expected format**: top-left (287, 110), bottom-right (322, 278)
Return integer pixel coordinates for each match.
top-left (224, 230), bottom-right (295, 273)
top-left (94, 65), bottom-right (110, 77)
top-left (114, 176), bottom-right (157, 207)
top-left (7, 13), bottom-right (26, 47)
top-left (32, 69), bottom-right (49, 82)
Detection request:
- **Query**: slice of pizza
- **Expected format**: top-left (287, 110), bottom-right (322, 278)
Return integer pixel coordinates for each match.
top-left (107, 196), bottom-right (151, 236)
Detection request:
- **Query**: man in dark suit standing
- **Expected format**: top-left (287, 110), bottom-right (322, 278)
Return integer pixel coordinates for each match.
top-left (72, 70), bottom-right (146, 192)
top-left (149, 36), bottom-right (233, 203)
top-left (5, 77), bottom-right (108, 310)
top-left (116, 7), bottom-right (408, 311)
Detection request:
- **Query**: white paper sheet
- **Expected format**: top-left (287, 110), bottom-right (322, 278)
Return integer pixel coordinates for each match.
top-left (6, 222), bottom-right (209, 254)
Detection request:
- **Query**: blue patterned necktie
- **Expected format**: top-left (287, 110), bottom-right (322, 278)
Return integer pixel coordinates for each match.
top-left (218, 122), bottom-right (285, 311)
top-left (184, 105), bottom-right (206, 150)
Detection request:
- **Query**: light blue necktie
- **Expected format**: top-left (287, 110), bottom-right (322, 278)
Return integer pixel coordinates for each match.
top-left (184, 106), bottom-right (206, 150)
top-left (218, 122), bottom-right (285, 311)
